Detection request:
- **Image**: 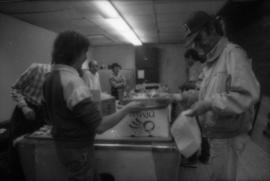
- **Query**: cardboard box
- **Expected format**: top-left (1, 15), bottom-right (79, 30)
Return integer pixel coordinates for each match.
top-left (101, 97), bottom-right (116, 116)
top-left (95, 97), bottom-right (116, 116)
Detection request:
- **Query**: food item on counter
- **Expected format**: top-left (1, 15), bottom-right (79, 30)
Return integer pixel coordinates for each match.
top-left (123, 91), bottom-right (172, 108)
top-left (30, 125), bottom-right (52, 138)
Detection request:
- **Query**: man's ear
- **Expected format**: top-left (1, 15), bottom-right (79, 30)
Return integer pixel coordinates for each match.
top-left (211, 23), bottom-right (220, 36)
top-left (208, 24), bottom-right (216, 34)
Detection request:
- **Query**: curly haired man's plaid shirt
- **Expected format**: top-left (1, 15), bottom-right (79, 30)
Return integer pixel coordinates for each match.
top-left (11, 63), bottom-right (51, 108)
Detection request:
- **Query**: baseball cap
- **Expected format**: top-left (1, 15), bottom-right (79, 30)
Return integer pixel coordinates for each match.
top-left (184, 11), bottom-right (214, 47)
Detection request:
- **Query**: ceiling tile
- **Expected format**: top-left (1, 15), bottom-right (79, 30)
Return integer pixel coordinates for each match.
top-left (155, 1), bottom-right (226, 14)
top-left (112, 1), bottom-right (154, 16)
top-left (157, 12), bottom-right (189, 23)
top-left (0, 1), bottom-right (71, 14)
top-left (0, 0), bottom-right (227, 45)
top-left (70, 1), bottom-right (103, 18)
top-left (124, 15), bottom-right (155, 26)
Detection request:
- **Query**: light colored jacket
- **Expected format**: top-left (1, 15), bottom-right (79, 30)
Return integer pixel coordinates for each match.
top-left (196, 37), bottom-right (260, 138)
top-left (82, 70), bottom-right (102, 91)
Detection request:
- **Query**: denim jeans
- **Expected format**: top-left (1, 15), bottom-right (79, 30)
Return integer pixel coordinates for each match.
top-left (208, 134), bottom-right (249, 181)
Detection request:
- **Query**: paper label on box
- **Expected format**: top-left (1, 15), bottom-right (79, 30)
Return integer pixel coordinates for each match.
top-left (96, 107), bottom-right (171, 139)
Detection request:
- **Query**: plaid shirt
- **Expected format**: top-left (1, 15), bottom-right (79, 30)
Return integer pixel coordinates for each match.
top-left (11, 63), bottom-right (51, 108)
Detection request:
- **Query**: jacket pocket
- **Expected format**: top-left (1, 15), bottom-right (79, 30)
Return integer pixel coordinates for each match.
top-left (212, 71), bottom-right (230, 93)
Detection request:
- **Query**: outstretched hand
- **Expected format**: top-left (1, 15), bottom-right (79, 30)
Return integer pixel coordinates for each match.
top-left (22, 106), bottom-right (36, 120)
top-left (125, 101), bottom-right (145, 113)
top-left (154, 94), bottom-right (174, 105)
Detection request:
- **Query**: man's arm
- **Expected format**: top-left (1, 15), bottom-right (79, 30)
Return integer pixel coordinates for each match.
top-left (11, 64), bottom-right (36, 108)
top-left (11, 64), bottom-right (37, 120)
top-left (66, 79), bottom-right (143, 134)
top-left (121, 74), bottom-right (127, 87)
top-left (191, 47), bottom-right (260, 116)
top-left (97, 73), bottom-right (102, 91)
top-left (96, 101), bottom-right (142, 133)
top-left (72, 97), bottom-right (143, 134)
top-left (109, 77), bottom-right (122, 88)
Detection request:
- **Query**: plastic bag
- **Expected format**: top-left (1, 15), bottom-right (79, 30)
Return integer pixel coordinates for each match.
top-left (170, 110), bottom-right (201, 158)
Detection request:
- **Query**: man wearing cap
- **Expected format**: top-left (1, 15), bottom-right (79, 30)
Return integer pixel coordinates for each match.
top-left (181, 11), bottom-right (260, 181)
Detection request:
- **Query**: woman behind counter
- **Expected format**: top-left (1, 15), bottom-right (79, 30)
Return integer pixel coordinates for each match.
top-left (109, 63), bottom-right (126, 101)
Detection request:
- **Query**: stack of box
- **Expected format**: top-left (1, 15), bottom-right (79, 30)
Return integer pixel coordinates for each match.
top-left (91, 90), bottom-right (116, 116)
top-left (99, 97), bottom-right (116, 116)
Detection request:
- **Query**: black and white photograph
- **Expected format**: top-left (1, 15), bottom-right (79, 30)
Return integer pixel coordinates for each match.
top-left (0, 0), bottom-right (269, 181)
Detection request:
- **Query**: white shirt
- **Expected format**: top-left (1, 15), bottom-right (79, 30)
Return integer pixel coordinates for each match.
top-left (82, 70), bottom-right (102, 91)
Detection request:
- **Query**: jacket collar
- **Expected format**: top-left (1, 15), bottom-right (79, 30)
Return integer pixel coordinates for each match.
top-left (206, 36), bottom-right (228, 64)
top-left (52, 64), bottom-right (79, 77)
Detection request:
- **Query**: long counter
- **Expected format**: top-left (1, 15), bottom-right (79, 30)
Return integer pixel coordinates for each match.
top-left (17, 135), bottom-right (180, 181)
top-left (17, 96), bottom-right (181, 181)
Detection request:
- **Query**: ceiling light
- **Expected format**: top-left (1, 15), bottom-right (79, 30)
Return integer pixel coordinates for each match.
top-left (93, 1), bottom-right (119, 18)
top-left (93, 1), bottom-right (142, 46)
top-left (106, 18), bottom-right (142, 46)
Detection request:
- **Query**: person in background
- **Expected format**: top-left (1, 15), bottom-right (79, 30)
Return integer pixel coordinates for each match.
top-left (43, 31), bottom-right (144, 181)
top-left (82, 60), bottom-right (102, 91)
top-left (182, 48), bottom-right (204, 91)
top-left (178, 48), bottom-right (205, 112)
top-left (10, 63), bottom-right (51, 138)
top-left (9, 63), bottom-right (51, 181)
top-left (179, 49), bottom-right (209, 166)
top-left (181, 11), bottom-right (260, 181)
top-left (109, 63), bottom-right (126, 101)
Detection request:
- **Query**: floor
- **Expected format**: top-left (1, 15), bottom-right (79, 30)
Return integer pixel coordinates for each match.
top-left (178, 95), bottom-right (270, 181)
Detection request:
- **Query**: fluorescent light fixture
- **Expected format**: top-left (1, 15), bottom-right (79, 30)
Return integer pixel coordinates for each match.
top-left (93, 1), bottom-right (142, 46)
top-left (94, 1), bottom-right (119, 18)
top-left (106, 18), bottom-right (142, 46)
top-left (107, 19), bottom-right (142, 46)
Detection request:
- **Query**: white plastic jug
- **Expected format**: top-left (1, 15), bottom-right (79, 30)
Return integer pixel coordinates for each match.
top-left (170, 110), bottom-right (201, 158)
